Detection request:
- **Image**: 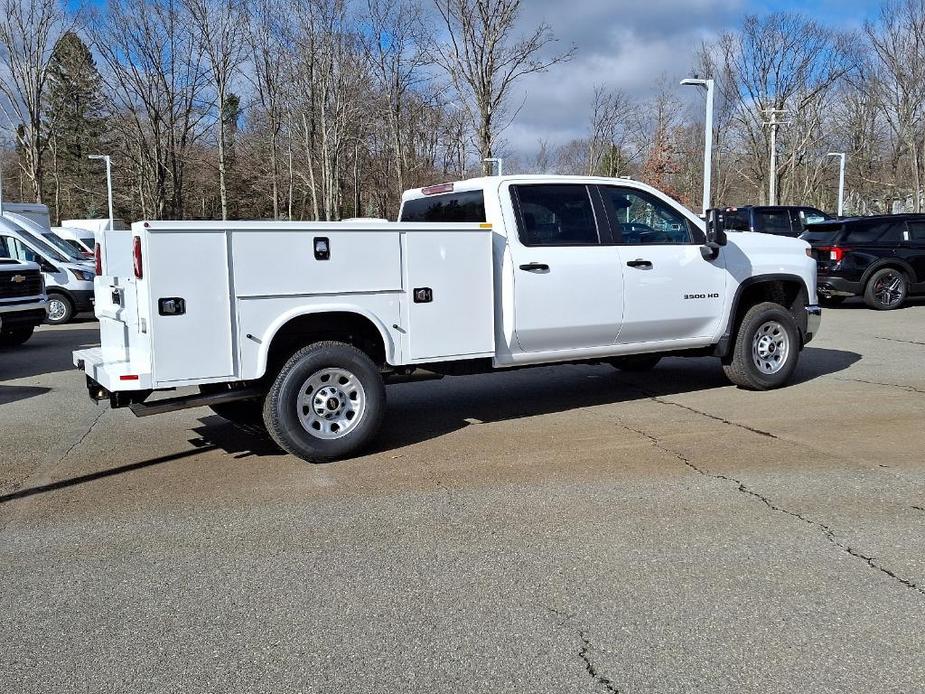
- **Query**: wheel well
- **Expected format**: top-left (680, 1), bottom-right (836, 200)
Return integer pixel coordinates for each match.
top-left (265, 312), bottom-right (387, 374)
top-left (862, 261), bottom-right (913, 286)
top-left (720, 278), bottom-right (808, 357)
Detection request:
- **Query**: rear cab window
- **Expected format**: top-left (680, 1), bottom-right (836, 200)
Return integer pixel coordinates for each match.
top-left (399, 190), bottom-right (486, 222)
top-left (511, 184), bottom-right (600, 246)
top-left (754, 208), bottom-right (793, 235)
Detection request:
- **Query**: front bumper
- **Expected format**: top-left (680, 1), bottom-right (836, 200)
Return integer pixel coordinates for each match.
top-left (0, 299), bottom-right (48, 330)
top-left (804, 305), bottom-right (822, 344)
top-left (70, 289), bottom-right (96, 312)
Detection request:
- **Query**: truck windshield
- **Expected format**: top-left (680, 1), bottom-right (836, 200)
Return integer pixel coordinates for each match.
top-left (13, 227), bottom-right (73, 263)
top-left (42, 231), bottom-right (87, 259)
top-left (400, 190), bottom-right (486, 222)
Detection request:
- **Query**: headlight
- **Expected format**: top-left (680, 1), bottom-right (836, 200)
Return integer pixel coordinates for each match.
top-left (69, 268), bottom-right (95, 281)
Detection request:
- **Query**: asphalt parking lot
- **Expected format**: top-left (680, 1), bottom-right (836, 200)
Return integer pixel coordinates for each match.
top-left (1, 302), bottom-right (924, 694)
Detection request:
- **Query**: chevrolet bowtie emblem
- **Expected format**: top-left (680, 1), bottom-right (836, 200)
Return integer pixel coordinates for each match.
top-left (10, 275), bottom-right (25, 283)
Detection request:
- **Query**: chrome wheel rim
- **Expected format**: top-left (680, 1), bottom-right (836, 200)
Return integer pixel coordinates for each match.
top-left (296, 368), bottom-right (366, 440)
top-left (752, 320), bottom-right (790, 375)
top-left (874, 272), bottom-right (904, 306)
top-left (47, 298), bottom-right (67, 322)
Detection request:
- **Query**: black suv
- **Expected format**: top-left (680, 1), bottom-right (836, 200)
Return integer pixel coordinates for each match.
top-left (801, 214), bottom-right (925, 310)
top-left (723, 206), bottom-right (833, 237)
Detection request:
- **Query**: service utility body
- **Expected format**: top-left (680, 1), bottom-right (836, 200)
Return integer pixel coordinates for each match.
top-left (74, 175), bottom-right (821, 462)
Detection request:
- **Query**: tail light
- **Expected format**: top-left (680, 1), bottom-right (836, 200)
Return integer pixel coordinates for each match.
top-left (817, 245), bottom-right (848, 262)
top-left (133, 236), bottom-right (143, 279)
top-left (95, 243), bottom-right (103, 276)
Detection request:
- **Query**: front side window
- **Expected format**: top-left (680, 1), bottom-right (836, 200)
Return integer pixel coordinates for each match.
top-left (400, 190), bottom-right (486, 222)
top-left (512, 184), bottom-right (599, 246)
top-left (2, 236), bottom-right (43, 264)
top-left (600, 187), bottom-right (693, 244)
top-left (754, 210), bottom-right (792, 235)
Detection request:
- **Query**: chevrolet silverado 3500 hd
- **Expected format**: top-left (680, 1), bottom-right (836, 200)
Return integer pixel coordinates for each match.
top-left (74, 176), bottom-right (820, 462)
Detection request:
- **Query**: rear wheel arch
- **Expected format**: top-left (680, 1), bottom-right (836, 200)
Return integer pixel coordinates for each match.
top-left (859, 259), bottom-right (916, 287)
top-left (260, 310), bottom-right (393, 380)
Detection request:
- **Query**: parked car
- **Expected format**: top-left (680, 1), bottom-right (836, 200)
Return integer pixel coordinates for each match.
top-left (50, 226), bottom-right (96, 258)
top-left (75, 175), bottom-right (820, 463)
top-left (801, 214), bottom-right (925, 309)
top-left (0, 213), bottom-right (95, 324)
top-left (723, 205), bottom-right (834, 237)
top-left (0, 257), bottom-right (47, 347)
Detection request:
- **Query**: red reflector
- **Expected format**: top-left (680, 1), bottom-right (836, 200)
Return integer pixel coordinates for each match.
top-left (133, 236), bottom-right (143, 279)
top-left (120, 375), bottom-right (139, 381)
top-left (95, 243), bottom-right (102, 276)
top-left (421, 183), bottom-right (454, 196)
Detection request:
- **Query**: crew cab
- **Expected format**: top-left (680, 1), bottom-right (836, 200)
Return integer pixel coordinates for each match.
top-left (723, 205), bottom-right (833, 237)
top-left (0, 256), bottom-right (47, 347)
top-left (74, 176), bottom-right (820, 462)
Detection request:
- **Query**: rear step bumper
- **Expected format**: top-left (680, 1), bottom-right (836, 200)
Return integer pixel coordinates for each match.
top-left (129, 387), bottom-right (261, 417)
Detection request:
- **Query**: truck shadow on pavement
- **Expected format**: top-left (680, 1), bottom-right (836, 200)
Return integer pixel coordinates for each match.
top-left (190, 346), bottom-right (861, 461)
top-left (0, 328), bottom-right (99, 382)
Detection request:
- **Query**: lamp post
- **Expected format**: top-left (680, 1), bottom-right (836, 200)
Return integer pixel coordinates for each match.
top-left (483, 158), bottom-right (503, 177)
top-left (88, 155), bottom-right (114, 230)
top-left (681, 78), bottom-right (714, 214)
top-left (827, 152), bottom-right (846, 217)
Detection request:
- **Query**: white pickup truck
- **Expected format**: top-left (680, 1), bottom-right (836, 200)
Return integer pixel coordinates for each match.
top-left (74, 175), bottom-right (820, 462)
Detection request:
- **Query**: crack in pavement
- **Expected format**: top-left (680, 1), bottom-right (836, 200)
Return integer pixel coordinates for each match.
top-left (0, 406), bottom-right (107, 533)
top-left (875, 336), bottom-right (925, 347)
top-left (540, 606), bottom-right (622, 693)
top-left (622, 382), bottom-right (779, 439)
top-left (912, 506), bottom-right (925, 513)
top-left (835, 377), bottom-right (925, 395)
top-left (624, 423), bottom-right (925, 598)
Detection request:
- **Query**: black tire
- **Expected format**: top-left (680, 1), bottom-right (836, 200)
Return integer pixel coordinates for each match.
top-left (722, 302), bottom-right (800, 391)
top-left (819, 295), bottom-right (846, 307)
top-left (263, 341), bottom-right (386, 463)
top-left (0, 324), bottom-right (35, 347)
top-left (610, 354), bottom-right (662, 371)
top-left (45, 293), bottom-right (74, 325)
top-left (863, 268), bottom-right (908, 310)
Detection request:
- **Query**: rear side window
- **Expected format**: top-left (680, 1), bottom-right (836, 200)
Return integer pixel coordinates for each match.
top-left (400, 191), bottom-right (485, 222)
top-left (754, 209), bottom-right (792, 234)
top-left (512, 184), bottom-right (599, 246)
top-left (801, 225), bottom-right (842, 244)
top-left (906, 220), bottom-right (925, 240)
top-left (723, 209), bottom-right (750, 231)
top-left (844, 221), bottom-right (902, 244)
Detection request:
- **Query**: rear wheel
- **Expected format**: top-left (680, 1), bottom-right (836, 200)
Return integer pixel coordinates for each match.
top-left (0, 325), bottom-right (35, 347)
top-left (45, 293), bottom-right (74, 325)
top-left (864, 268), bottom-right (907, 310)
top-left (609, 354), bottom-right (662, 371)
top-left (722, 302), bottom-right (800, 391)
top-left (263, 342), bottom-right (385, 463)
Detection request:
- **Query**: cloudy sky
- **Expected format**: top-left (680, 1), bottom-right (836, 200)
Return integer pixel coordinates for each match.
top-left (499, 0), bottom-right (882, 158)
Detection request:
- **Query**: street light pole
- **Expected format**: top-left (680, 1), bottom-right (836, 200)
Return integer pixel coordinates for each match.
top-left (88, 155), bottom-right (114, 230)
top-left (827, 152), bottom-right (846, 217)
top-left (762, 108), bottom-right (789, 206)
top-left (483, 158), bottom-right (503, 177)
top-left (681, 78), bottom-right (715, 214)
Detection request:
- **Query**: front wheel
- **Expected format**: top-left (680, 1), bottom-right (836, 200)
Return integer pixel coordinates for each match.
top-left (45, 294), bottom-right (74, 325)
top-left (0, 325), bottom-right (35, 347)
top-left (722, 302), bottom-right (800, 391)
top-left (263, 342), bottom-right (386, 463)
top-left (864, 268), bottom-right (907, 310)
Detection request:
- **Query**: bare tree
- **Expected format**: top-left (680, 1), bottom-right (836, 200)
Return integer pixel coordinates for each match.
top-left (185, 0), bottom-right (246, 220)
top-left (0, 0), bottom-right (70, 201)
top-left (587, 84), bottom-right (632, 176)
top-left (431, 0), bottom-right (574, 173)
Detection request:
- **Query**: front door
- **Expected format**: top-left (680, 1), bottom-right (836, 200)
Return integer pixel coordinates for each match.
top-left (596, 185), bottom-right (727, 346)
top-left (506, 183), bottom-right (623, 353)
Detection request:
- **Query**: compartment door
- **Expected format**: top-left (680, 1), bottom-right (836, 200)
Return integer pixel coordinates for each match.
top-left (147, 231), bottom-right (235, 383)
top-left (403, 231), bottom-right (495, 361)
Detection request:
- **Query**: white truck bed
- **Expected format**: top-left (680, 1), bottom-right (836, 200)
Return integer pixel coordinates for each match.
top-left (75, 220), bottom-right (496, 390)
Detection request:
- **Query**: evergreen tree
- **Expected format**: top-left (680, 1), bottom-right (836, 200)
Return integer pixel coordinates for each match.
top-left (45, 32), bottom-right (107, 221)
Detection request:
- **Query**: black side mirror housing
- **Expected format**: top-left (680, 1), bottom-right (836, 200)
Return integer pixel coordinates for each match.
top-left (701, 208), bottom-right (728, 260)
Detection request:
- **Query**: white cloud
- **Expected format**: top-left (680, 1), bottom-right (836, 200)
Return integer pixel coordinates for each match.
top-left (495, 0), bottom-right (745, 156)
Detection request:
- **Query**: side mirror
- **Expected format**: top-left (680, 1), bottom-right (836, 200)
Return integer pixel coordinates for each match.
top-left (701, 208), bottom-right (728, 260)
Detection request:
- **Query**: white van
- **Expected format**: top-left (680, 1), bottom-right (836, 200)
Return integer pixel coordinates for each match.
top-left (50, 226), bottom-right (96, 258)
top-left (0, 213), bottom-right (95, 324)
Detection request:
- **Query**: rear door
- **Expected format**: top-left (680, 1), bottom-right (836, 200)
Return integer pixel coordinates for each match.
top-left (506, 183), bottom-right (623, 352)
top-left (597, 185), bottom-right (727, 345)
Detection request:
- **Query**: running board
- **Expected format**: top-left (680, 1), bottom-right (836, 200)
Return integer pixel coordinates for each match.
top-left (130, 388), bottom-right (261, 418)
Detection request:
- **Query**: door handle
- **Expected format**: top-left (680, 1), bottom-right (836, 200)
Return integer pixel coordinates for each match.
top-left (626, 259), bottom-right (653, 269)
top-left (519, 263), bottom-right (550, 272)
